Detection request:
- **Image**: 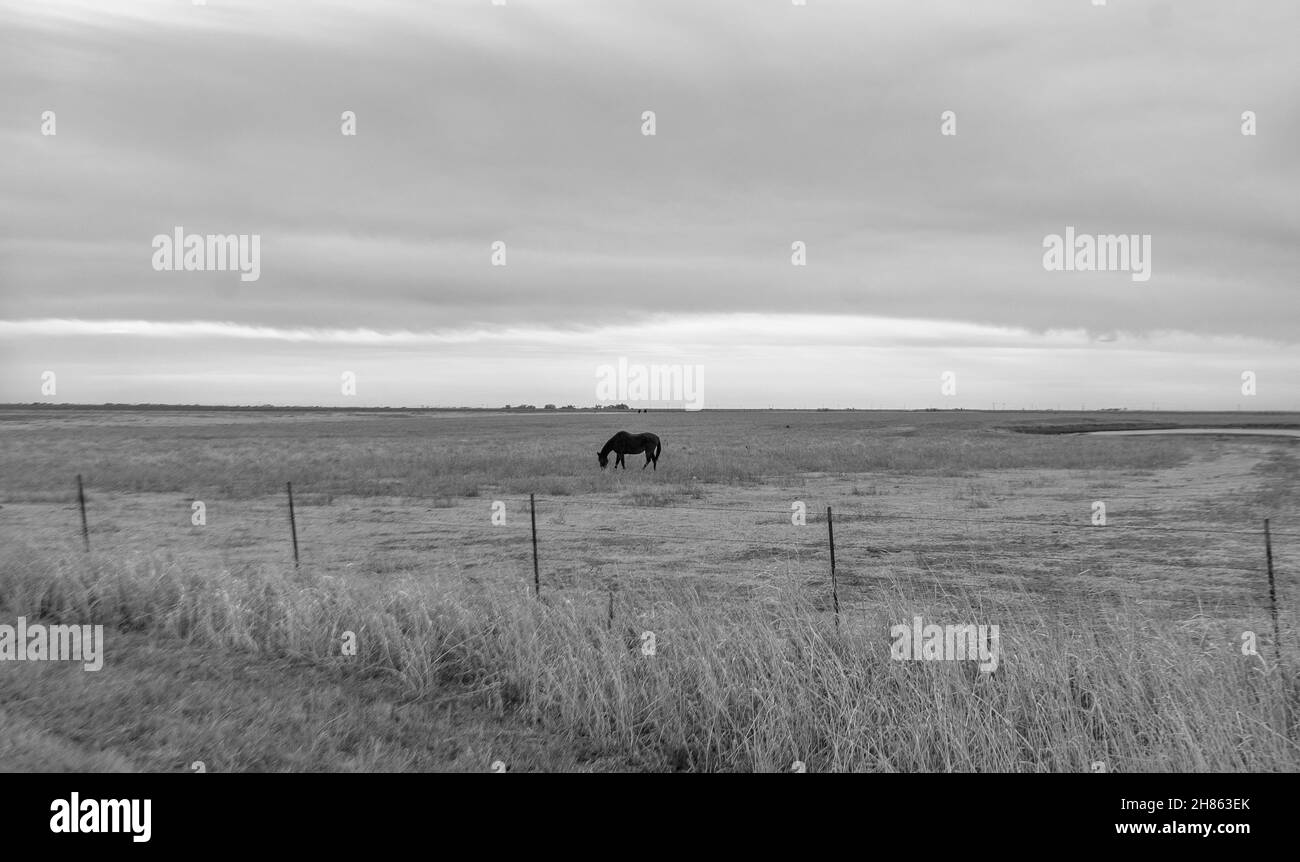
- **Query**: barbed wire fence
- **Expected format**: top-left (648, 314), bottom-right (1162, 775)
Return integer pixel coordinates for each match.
top-left (69, 474), bottom-right (1292, 659)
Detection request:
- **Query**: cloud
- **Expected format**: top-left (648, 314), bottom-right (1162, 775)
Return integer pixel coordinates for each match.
top-left (2, 0), bottom-right (1297, 405)
top-left (1, 313), bottom-right (1292, 409)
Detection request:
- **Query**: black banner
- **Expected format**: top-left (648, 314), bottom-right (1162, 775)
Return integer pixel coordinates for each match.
top-left (2, 773), bottom-right (1288, 851)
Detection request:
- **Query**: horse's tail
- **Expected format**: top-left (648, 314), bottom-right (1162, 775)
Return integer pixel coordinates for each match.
top-left (654, 439), bottom-right (661, 459)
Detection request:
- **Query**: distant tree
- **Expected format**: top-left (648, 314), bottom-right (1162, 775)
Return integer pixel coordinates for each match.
top-left (544, 404), bottom-right (557, 410)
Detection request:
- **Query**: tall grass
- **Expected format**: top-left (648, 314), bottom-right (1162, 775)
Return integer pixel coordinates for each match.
top-left (1, 544), bottom-right (1295, 771)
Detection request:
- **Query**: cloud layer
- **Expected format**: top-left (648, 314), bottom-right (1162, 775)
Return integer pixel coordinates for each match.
top-left (1, 0), bottom-right (1297, 407)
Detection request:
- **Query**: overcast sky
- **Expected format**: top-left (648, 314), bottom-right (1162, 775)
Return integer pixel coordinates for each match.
top-left (1, 0), bottom-right (1296, 409)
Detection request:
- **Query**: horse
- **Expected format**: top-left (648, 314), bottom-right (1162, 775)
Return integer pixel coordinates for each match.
top-left (598, 431), bottom-right (661, 470)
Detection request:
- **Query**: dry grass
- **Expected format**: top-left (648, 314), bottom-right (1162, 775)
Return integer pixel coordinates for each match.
top-left (2, 408), bottom-right (1296, 771)
top-left (3, 542), bottom-right (1296, 772)
top-left (0, 409), bottom-right (1201, 501)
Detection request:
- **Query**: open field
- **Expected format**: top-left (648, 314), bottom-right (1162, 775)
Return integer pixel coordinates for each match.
top-left (2, 408), bottom-right (1299, 771)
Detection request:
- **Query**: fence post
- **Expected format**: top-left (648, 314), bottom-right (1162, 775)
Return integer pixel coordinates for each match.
top-left (287, 482), bottom-right (300, 568)
top-left (827, 506), bottom-right (839, 631)
top-left (530, 493), bottom-right (539, 597)
top-left (1265, 519), bottom-right (1280, 665)
top-left (76, 474), bottom-right (89, 552)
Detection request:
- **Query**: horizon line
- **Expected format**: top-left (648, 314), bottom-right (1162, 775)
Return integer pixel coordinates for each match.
top-left (3, 403), bottom-right (1297, 415)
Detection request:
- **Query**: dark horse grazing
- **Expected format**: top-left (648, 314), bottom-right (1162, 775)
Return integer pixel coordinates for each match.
top-left (598, 431), bottom-right (661, 470)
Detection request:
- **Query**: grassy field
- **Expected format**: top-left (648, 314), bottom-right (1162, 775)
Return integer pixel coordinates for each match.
top-left (1, 408), bottom-right (1298, 771)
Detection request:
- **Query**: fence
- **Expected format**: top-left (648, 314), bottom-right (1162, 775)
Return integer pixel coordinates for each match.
top-left (69, 473), bottom-right (1291, 656)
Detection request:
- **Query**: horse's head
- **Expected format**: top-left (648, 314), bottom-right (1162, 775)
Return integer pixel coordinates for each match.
top-left (598, 451), bottom-right (609, 469)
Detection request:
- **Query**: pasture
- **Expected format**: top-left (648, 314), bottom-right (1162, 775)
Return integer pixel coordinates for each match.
top-left (1, 407), bottom-right (1298, 771)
